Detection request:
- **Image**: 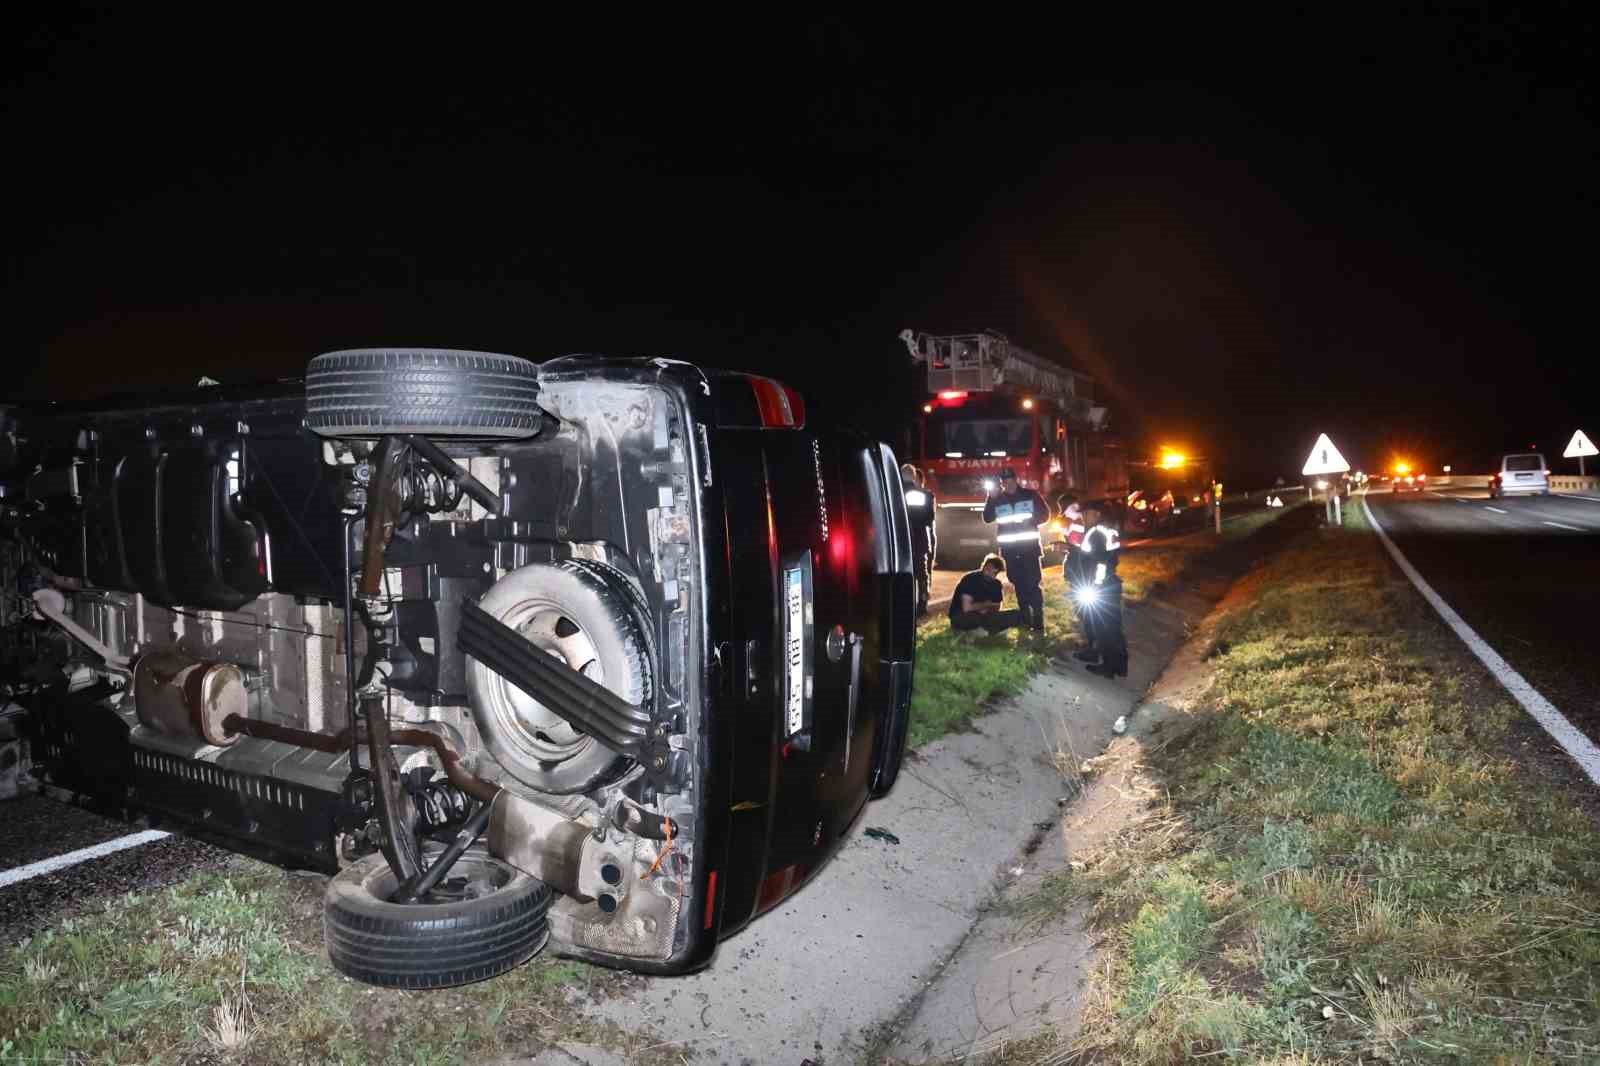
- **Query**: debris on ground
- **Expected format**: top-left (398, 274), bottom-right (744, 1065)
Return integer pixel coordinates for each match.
top-left (863, 826), bottom-right (901, 845)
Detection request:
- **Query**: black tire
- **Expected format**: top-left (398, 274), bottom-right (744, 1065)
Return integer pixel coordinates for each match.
top-left (466, 559), bottom-right (654, 795)
top-left (304, 348), bottom-right (544, 438)
top-left (324, 848), bottom-right (551, 989)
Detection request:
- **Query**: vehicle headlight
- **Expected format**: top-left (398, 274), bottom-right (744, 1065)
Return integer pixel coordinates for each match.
top-left (1074, 586), bottom-right (1099, 607)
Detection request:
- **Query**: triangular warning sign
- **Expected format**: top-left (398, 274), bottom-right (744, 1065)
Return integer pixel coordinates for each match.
top-left (1564, 429), bottom-right (1598, 458)
top-left (1301, 433), bottom-right (1350, 476)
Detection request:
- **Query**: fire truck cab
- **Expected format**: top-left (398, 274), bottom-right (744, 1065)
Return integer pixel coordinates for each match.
top-left (900, 330), bottom-right (1128, 566)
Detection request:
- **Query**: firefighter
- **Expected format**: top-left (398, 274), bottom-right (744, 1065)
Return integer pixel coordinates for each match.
top-left (901, 463), bottom-right (937, 615)
top-left (1075, 499), bottom-right (1127, 678)
top-left (982, 467), bottom-right (1048, 631)
top-left (1057, 495), bottom-right (1098, 660)
top-left (1058, 494), bottom-right (1087, 585)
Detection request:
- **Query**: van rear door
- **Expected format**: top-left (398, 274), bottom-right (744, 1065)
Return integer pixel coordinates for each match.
top-left (751, 433), bottom-right (881, 909)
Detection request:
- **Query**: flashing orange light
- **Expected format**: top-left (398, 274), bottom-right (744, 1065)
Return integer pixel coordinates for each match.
top-left (1021, 397), bottom-right (1035, 410)
top-left (1394, 461), bottom-right (1411, 475)
top-left (937, 390), bottom-right (967, 402)
top-left (1158, 450), bottom-right (1187, 469)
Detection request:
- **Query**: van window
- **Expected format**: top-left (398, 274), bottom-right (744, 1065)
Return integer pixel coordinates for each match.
top-left (1504, 455), bottom-right (1543, 472)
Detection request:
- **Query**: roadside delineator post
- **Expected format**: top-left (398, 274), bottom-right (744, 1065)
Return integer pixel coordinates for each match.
top-left (1301, 432), bottom-right (1351, 527)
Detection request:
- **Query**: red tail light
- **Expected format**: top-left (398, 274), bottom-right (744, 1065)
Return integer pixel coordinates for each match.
top-left (748, 376), bottom-right (807, 429)
top-left (703, 870), bottom-right (719, 930)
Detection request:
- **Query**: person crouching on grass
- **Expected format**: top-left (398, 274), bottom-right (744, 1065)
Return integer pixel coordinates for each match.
top-left (948, 553), bottom-right (1026, 635)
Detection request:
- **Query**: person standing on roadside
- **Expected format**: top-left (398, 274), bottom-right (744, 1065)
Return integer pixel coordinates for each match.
top-left (983, 467), bottom-right (1049, 631)
top-left (948, 553), bottom-right (1024, 634)
top-left (1058, 494), bottom-right (1087, 585)
top-left (1076, 499), bottom-right (1128, 678)
top-left (1058, 495), bottom-right (1096, 658)
top-left (901, 463), bottom-right (937, 616)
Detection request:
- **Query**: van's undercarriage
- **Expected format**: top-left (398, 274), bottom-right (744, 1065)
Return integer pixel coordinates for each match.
top-left (1, 351), bottom-right (719, 984)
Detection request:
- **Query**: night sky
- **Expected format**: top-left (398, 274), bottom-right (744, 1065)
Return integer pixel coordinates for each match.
top-left (7, 7), bottom-right (1596, 488)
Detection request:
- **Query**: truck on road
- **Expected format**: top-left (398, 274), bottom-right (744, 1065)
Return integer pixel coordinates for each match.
top-left (899, 329), bottom-right (1128, 566)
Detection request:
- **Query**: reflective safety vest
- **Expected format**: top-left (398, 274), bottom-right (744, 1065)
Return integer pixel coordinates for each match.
top-left (985, 490), bottom-right (1046, 548)
top-left (904, 488), bottom-right (929, 508)
top-left (1081, 523), bottom-right (1121, 584)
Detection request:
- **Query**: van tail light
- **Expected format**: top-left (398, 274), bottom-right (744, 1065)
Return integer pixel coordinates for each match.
top-left (748, 376), bottom-right (807, 429)
top-left (703, 870), bottom-right (719, 930)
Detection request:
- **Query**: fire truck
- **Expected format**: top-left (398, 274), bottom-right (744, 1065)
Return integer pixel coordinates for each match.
top-left (900, 329), bottom-right (1129, 566)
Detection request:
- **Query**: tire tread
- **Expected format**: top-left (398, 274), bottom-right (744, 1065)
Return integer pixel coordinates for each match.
top-left (323, 852), bottom-right (552, 989)
top-left (304, 348), bottom-right (544, 438)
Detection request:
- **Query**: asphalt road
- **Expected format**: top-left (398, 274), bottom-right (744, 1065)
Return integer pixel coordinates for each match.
top-left (1364, 483), bottom-right (1600, 746)
top-left (0, 790), bottom-right (232, 945)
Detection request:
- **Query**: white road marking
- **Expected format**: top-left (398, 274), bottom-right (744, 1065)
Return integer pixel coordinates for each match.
top-left (1484, 506), bottom-right (1508, 514)
top-left (1543, 521), bottom-right (1585, 532)
top-left (1362, 496), bottom-right (1600, 787)
top-left (0, 829), bottom-right (171, 890)
top-left (1555, 494), bottom-right (1600, 503)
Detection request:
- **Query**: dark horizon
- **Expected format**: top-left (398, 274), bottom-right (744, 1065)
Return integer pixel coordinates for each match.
top-left (7, 8), bottom-right (1597, 489)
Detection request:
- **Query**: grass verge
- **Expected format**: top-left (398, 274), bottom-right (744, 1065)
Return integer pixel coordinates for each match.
top-left (1046, 502), bottom-right (1600, 1063)
top-left (910, 504), bottom-right (1298, 749)
top-left (0, 859), bottom-right (647, 1065)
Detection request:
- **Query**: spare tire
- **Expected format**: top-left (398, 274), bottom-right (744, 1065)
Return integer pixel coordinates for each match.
top-left (304, 348), bottom-right (544, 438)
top-left (467, 559), bottom-right (654, 795)
top-left (324, 846), bottom-right (551, 989)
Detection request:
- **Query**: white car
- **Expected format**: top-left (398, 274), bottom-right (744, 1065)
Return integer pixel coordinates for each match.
top-left (1489, 453), bottom-right (1550, 498)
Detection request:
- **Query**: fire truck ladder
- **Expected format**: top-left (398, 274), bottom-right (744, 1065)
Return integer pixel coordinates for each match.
top-left (898, 329), bottom-right (1092, 416)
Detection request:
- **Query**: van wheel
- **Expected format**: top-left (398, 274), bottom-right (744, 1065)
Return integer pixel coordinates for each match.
top-left (466, 559), bottom-right (653, 795)
top-left (304, 348), bottom-right (544, 438)
top-left (324, 847), bottom-right (551, 989)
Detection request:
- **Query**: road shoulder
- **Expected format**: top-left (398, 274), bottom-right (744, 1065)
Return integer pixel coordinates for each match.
top-left (880, 522), bottom-right (1254, 1064)
top-left (1010, 499), bottom-right (1600, 1063)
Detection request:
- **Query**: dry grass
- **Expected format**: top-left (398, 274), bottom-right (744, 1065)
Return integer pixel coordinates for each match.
top-left (204, 958), bottom-right (255, 1052)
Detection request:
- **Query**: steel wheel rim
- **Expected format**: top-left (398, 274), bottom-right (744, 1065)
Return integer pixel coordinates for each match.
top-left (488, 597), bottom-right (603, 763)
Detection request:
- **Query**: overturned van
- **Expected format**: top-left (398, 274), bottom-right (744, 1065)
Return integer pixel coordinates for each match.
top-left (0, 349), bottom-right (915, 986)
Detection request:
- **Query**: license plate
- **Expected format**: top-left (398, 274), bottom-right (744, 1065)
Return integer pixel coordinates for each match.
top-left (1516, 473), bottom-right (1530, 479)
top-left (784, 568), bottom-right (805, 736)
